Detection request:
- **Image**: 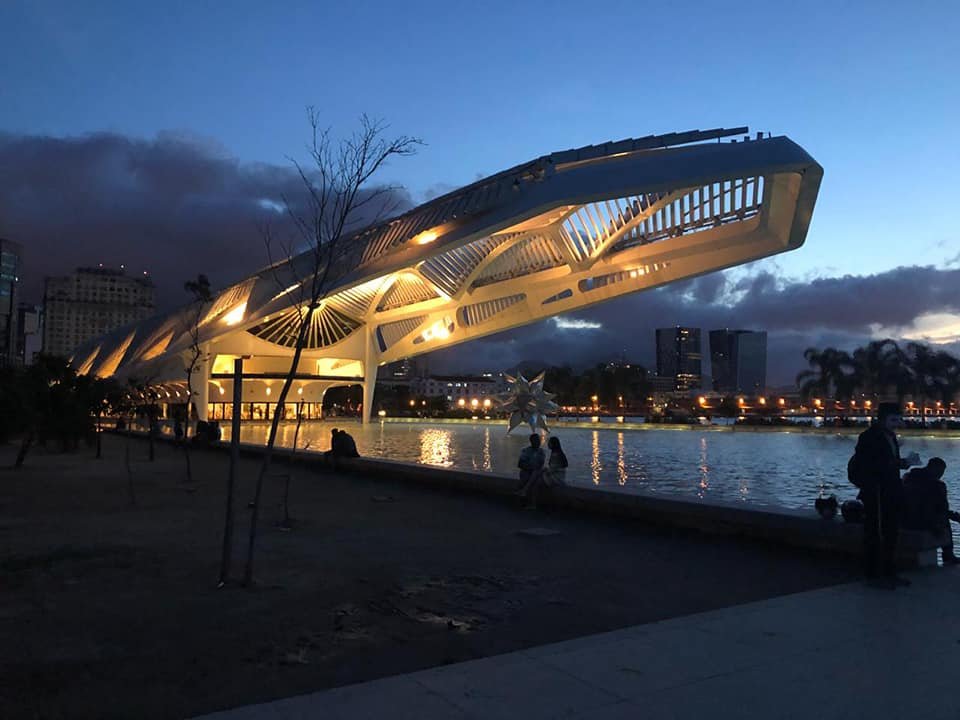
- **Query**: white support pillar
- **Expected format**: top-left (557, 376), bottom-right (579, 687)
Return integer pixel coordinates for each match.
top-left (193, 345), bottom-right (211, 421)
top-left (361, 328), bottom-right (378, 425)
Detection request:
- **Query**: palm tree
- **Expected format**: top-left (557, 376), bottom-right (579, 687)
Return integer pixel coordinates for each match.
top-left (929, 349), bottom-right (960, 419)
top-left (851, 339), bottom-right (901, 403)
top-left (895, 343), bottom-right (960, 426)
top-left (938, 352), bottom-right (960, 408)
top-left (796, 347), bottom-right (856, 416)
top-left (903, 342), bottom-right (940, 427)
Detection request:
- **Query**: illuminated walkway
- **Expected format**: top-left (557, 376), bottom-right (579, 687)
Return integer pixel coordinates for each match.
top-left (196, 569), bottom-right (960, 719)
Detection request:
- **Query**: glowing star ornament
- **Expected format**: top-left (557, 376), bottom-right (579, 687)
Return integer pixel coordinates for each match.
top-left (495, 371), bottom-right (559, 434)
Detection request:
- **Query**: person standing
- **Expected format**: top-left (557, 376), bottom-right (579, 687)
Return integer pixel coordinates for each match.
top-left (852, 402), bottom-right (920, 587)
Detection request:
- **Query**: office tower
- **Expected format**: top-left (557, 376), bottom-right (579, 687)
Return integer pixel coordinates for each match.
top-left (655, 326), bottom-right (702, 392)
top-left (709, 329), bottom-right (767, 393)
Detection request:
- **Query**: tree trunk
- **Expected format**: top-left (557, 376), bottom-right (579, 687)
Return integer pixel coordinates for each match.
top-left (14, 430), bottom-right (34, 468)
top-left (148, 414), bottom-right (156, 462)
top-left (282, 402), bottom-right (305, 529)
top-left (125, 437), bottom-right (136, 506)
top-left (184, 375), bottom-right (195, 484)
top-left (244, 307), bottom-right (314, 585)
top-left (219, 358), bottom-right (243, 587)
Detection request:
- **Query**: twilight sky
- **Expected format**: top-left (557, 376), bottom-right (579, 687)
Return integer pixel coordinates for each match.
top-left (1, 0), bottom-right (958, 384)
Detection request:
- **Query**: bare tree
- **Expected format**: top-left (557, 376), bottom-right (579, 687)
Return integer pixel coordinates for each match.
top-left (242, 111), bottom-right (420, 585)
top-left (183, 274), bottom-right (212, 483)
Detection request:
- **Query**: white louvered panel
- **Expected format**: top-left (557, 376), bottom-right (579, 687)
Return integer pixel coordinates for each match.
top-left (247, 305), bottom-right (360, 349)
top-left (326, 277), bottom-right (387, 319)
top-left (471, 234), bottom-right (565, 288)
top-left (376, 316), bottom-right (426, 351)
top-left (419, 235), bottom-right (507, 297)
top-left (377, 275), bottom-right (438, 311)
top-left (577, 262), bottom-right (672, 293)
top-left (202, 279), bottom-right (255, 325)
top-left (458, 294), bottom-right (526, 327)
top-left (94, 332), bottom-right (136, 378)
top-left (76, 346), bottom-right (101, 375)
top-left (604, 176), bottom-right (765, 256)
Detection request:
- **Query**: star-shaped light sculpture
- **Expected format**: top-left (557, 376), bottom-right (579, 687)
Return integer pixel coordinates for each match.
top-left (495, 371), bottom-right (559, 434)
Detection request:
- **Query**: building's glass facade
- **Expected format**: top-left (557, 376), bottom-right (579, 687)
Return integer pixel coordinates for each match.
top-left (656, 327), bottom-right (702, 392)
top-left (709, 329), bottom-right (767, 393)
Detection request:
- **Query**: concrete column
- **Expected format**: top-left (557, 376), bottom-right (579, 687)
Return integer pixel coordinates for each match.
top-left (361, 328), bottom-right (378, 424)
top-left (193, 346), bottom-right (210, 421)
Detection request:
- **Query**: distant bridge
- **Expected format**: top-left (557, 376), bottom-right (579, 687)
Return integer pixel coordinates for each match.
top-left (73, 127), bottom-right (822, 423)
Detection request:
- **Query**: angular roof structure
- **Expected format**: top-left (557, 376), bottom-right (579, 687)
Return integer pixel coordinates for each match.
top-left (73, 127), bottom-right (822, 421)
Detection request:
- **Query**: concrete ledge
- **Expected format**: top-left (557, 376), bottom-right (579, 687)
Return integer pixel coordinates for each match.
top-left (120, 431), bottom-right (941, 567)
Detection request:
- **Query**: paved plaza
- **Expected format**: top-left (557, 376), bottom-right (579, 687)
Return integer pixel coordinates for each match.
top-left (197, 568), bottom-right (960, 720)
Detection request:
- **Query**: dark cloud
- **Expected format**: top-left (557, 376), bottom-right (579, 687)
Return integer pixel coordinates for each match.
top-left (0, 131), bottom-right (412, 307)
top-left (430, 264), bottom-right (960, 386)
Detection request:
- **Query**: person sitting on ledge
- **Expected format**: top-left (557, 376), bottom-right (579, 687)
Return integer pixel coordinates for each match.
top-left (515, 434), bottom-right (546, 510)
top-left (336, 429), bottom-right (360, 458)
top-left (544, 436), bottom-right (569, 487)
top-left (902, 457), bottom-right (960, 565)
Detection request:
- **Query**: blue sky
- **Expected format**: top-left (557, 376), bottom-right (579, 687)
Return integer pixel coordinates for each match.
top-left (3, 0), bottom-right (958, 276)
top-left (1, 0), bottom-right (958, 378)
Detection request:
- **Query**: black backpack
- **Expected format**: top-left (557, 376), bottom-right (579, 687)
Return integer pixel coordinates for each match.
top-left (847, 451), bottom-right (867, 489)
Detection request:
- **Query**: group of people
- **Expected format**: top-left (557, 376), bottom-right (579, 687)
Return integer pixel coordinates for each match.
top-left (515, 434), bottom-right (568, 510)
top-left (851, 402), bottom-right (959, 589)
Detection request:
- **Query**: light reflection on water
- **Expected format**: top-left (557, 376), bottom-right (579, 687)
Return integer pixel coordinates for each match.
top-left (616, 432), bottom-right (627, 486)
top-left (224, 420), bottom-right (960, 510)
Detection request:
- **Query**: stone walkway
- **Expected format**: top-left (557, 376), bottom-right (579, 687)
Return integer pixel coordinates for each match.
top-left (195, 568), bottom-right (960, 720)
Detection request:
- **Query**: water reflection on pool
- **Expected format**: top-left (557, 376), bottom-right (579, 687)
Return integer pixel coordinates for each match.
top-left (222, 419), bottom-right (960, 510)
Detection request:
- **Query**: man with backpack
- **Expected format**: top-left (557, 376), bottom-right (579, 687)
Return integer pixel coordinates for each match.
top-left (849, 402), bottom-right (921, 588)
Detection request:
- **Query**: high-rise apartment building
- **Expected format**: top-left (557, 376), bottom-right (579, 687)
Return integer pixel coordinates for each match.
top-left (43, 267), bottom-right (156, 358)
top-left (655, 327), bottom-right (702, 392)
top-left (709, 329), bottom-right (767, 393)
top-left (0, 239), bottom-right (23, 366)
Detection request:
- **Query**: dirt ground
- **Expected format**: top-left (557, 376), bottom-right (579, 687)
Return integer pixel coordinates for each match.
top-left (0, 434), bottom-right (858, 719)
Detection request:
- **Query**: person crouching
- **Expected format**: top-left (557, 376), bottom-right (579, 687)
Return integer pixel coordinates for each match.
top-left (902, 457), bottom-right (960, 565)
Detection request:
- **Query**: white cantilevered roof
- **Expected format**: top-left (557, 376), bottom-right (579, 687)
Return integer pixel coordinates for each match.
top-left (74, 127), bottom-right (822, 381)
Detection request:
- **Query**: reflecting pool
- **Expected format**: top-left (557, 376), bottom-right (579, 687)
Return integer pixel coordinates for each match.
top-left (221, 419), bottom-right (960, 511)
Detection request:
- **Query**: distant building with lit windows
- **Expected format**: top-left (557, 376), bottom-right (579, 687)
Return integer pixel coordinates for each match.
top-left (411, 374), bottom-right (506, 406)
top-left (656, 327), bottom-right (702, 392)
top-left (42, 267), bottom-right (156, 359)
